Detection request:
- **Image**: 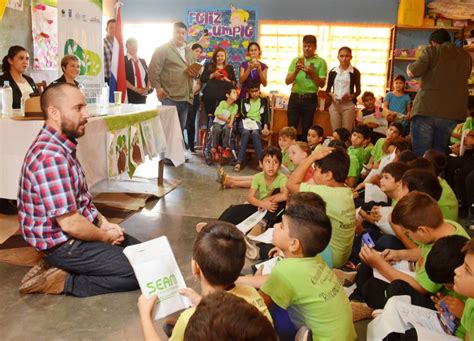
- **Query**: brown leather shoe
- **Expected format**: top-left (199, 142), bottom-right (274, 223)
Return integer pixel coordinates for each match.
top-left (19, 267), bottom-right (67, 295)
top-left (21, 259), bottom-right (50, 284)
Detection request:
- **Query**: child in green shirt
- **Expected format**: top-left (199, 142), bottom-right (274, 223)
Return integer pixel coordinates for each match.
top-left (347, 125), bottom-right (371, 187)
top-left (454, 238), bottom-right (474, 340)
top-left (426, 235), bottom-right (470, 339)
top-left (137, 221), bottom-right (273, 341)
top-left (352, 192), bottom-right (469, 320)
top-left (367, 122), bottom-right (403, 169)
top-left (211, 88), bottom-right (238, 161)
top-left (287, 146), bottom-right (356, 268)
top-left (279, 126), bottom-right (297, 174)
top-left (260, 204), bottom-right (356, 340)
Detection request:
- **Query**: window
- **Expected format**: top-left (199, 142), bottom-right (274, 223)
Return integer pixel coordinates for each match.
top-left (259, 22), bottom-right (391, 98)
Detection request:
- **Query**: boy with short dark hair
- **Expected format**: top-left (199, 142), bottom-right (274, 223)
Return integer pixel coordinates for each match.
top-left (368, 122), bottom-right (403, 169)
top-left (137, 221), bottom-right (272, 341)
top-left (347, 125), bottom-right (371, 185)
top-left (307, 125), bottom-right (324, 151)
top-left (234, 81), bottom-right (271, 172)
top-left (260, 204), bottom-right (356, 340)
top-left (353, 192), bottom-right (469, 319)
top-left (288, 147), bottom-right (356, 268)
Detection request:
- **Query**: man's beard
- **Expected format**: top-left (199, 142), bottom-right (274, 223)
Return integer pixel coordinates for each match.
top-left (61, 119), bottom-right (87, 140)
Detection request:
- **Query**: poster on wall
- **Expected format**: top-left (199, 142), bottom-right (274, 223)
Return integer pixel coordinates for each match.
top-left (57, 0), bottom-right (103, 103)
top-left (31, 1), bottom-right (58, 70)
top-left (185, 5), bottom-right (258, 81)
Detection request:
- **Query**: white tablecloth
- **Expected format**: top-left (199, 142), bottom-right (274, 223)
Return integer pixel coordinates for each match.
top-left (0, 104), bottom-right (184, 200)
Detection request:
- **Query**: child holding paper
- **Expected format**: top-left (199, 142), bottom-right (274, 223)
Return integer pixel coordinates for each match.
top-left (350, 192), bottom-right (469, 321)
top-left (137, 221), bottom-right (272, 341)
top-left (233, 82), bottom-right (270, 172)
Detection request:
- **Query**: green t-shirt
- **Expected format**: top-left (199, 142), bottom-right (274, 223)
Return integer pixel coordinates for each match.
top-left (450, 117), bottom-right (473, 144)
top-left (170, 284), bottom-right (273, 341)
top-left (213, 100), bottom-right (238, 125)
top-left (461, 298), bottom-right (474, 341)
top-left (247, 98), bottom-right (262, 122)
top-left (282, 149), bottom-right (295, 172)
top-left (438, 178), bottom-right (459, 222)
top-left (370, 138), bottom-right (386, 164)
top-left (261, 256), bottom-right (356, 341)
top-left (299, 183), bottom-right (356, 268)
top-left (415, 220), bottom-right (470, 293)
top-left (251, 171), bottom-right (287, 200)
top-left (347, 153), bottom-right (361, 180)
top-left (363, 144), bottom-right (374, 164)
top-left (288, 55), bottom-right (327, 94)
top-left (348, 146), bottom-right (364, 177)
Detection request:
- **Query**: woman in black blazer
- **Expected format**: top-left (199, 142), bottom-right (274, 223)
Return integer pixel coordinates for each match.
top-left (0, 45), bottom-right (39, 109)
top-left (125, 38), bottom-right (151, 104)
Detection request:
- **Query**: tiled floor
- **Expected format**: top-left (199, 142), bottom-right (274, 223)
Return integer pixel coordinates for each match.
top-left (0, 153), bottom-right (368, 340)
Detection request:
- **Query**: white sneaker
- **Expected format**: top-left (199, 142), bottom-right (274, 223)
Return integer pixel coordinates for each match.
top-left (295, 326), bottom-right (312, 341)
top-left (244, 237), bottom-right (260, 260)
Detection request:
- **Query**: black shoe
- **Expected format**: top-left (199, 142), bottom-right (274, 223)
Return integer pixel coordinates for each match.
top-left (0, 199), bottom-right (17, 215)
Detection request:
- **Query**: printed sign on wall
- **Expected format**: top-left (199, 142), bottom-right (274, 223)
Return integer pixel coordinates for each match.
top-left (185, 4), bottom-right (258, 80)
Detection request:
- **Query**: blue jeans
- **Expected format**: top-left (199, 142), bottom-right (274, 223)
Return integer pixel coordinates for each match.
top-left (411, 115), bottom-right (457, 156)
top-left (44, 235), bottom-right (140, 297)
top-left (162, 98), bottom-right (190, 134)
top-left (237, 120), bottom-right (262, 163)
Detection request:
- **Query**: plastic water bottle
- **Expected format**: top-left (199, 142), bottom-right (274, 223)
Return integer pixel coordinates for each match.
top-left (2, 81), bottom-right (13, 118)
top-left (102, 83), bottom-right (109, 107)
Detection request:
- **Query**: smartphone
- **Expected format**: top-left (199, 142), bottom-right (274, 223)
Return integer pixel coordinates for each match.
top-left (362, 233), bottom-right (375, 248)
top-left (438, 300), bottom-right (458, 335)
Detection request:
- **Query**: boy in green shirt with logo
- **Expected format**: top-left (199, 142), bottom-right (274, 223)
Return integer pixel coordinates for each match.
top-left (279, 127), bottom-right (297, 174)
top-left (259, 204), bottom-right (356, 340)
top-left (137, 221), bottom-right (272, 341)
top-left (454, 238), bottom-right (474, 340)
top-left (353, 192), bottom-right (469, 320)
top-left (347, 125), bottom-right (371, 187)
top-left (285, 34), bottom-right (327, 141)
top-left (287, 146), bottom-right (356, 268)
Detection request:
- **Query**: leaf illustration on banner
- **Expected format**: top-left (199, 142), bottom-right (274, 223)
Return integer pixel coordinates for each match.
top-left (116, 133), bottom-right (128, 174)
top-left (127, 124), bottom-right (145, 178)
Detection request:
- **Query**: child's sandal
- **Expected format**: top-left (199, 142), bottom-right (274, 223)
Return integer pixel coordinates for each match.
top-left (233, 162), bottom-right (241, 172)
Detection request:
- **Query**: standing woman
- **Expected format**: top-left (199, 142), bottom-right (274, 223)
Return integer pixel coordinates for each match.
top-left (125, 38), bottom-right (151, 104)
top-left (200, 47), bottom-right (236, 117)
top-left (239, 42), bottom-right (268, 99)
top-left (326, 46), bottom-right (361, 132)
top-left (0, 45), bottom-right (38, 109)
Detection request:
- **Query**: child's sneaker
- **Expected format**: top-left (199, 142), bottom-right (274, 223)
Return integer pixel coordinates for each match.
top-left (211, 148), bottom-right (219, 162)
top-left (295, 326), bottom-right (313, 341)
top-left (222, 148), bottom-right (231, 159)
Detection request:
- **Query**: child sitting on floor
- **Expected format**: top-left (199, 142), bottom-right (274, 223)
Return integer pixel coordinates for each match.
top-left (217, 146), bottom-right (288, 231)
top-left (137, 221), bottom-right (272, 341)
top-left (211, 87), bottom-right (238, 162)
top-left (307, 125), bottom-right (324, 151)
top-left (454, 238), bottom-right (474, 341)
top-left (350, 192), bottom-right (469, 321)
top-left (287, 147), bottom-right (356, 269)
top-left (259, 204), bottom-right (355, 340)
top-left (347, 125), bottom-right (371, 186)
top-left (279, 127), bottom-right (297, 174)
top-left (234, 82), bottom-right (271, 172)
top-left (287, 142), bottom-right (313, 182)
top-left (367, 122), bottom-right (403, 170)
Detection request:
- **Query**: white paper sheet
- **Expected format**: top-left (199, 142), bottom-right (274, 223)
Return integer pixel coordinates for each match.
top-left (367, 296), bottom-right (461, 341)
top-left (460, 129), bottom-right (470, 157)
top-left (365, 183), bottom-right (388, 203)
top-left (379, 149), bottom-right (397, 172)
top-left (123, 236), bottom-right (191, 320)
top-left (236, 209), bottom-right (267, 234)
top-left (375, 206), bottom-right (394, 235)
top-left (255, 257), bottom-right (282, 275)
top-left (242, 118), bottom-right (259, 130)
top-left (247, 228), bottom-right (274, 244)
top-left (373, 260), bottom-right (415, 283)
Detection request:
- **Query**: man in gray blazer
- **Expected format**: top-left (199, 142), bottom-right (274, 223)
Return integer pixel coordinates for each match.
top-left (149, 22), bottom-right (199, 135)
